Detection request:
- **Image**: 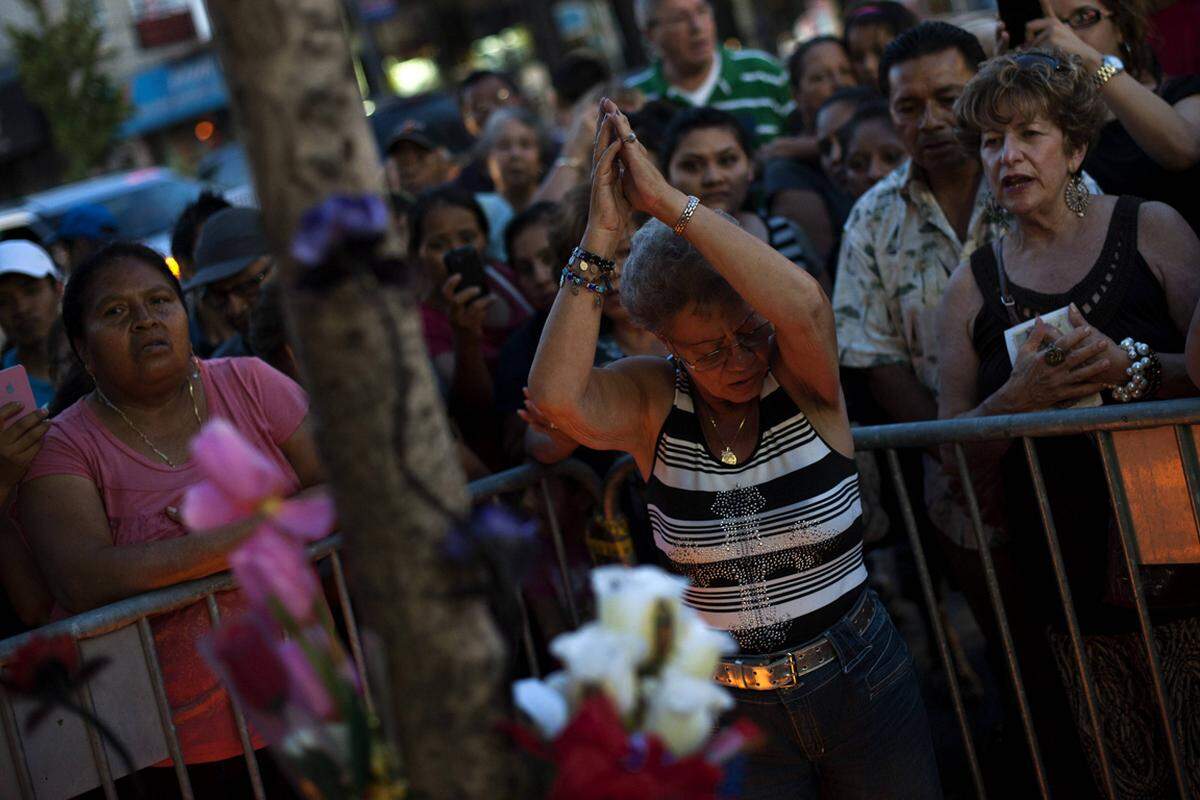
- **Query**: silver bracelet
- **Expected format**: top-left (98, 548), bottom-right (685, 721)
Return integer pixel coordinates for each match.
top-left (1110, 338), bottom-right (1160, 403)
top-left (672, 195), bottom-right (699, 236)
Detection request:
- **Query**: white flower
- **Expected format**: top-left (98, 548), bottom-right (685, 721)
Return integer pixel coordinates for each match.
top-left (592, 565), bottom-right (689, 665)
top-left (550, 623), bottom-right (643, 715)
top-left (513, 676), bottom-right (570, 739)
top-left (666, 612), bottom-right (737, 680)
top-left (641, 668), bottom-right (735, 757)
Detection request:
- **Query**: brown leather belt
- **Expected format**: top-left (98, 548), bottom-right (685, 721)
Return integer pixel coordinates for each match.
top-left (713, 595), bottom-right (875, 691)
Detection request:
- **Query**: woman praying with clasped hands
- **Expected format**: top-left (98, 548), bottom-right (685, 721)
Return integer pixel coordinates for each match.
top-left (527, 98), bottom-right (940, 799)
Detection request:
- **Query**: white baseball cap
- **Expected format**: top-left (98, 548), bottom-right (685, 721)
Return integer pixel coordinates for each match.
top-left (0, 240), bottom-right (61, 281)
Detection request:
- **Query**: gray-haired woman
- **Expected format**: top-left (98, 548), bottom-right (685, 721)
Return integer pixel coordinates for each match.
top-left (528, 98), bottom-right (940, 799)
top-left (476, 107), bottom-right (546, 261)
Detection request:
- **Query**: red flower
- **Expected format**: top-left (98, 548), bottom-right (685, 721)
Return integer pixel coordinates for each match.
top-left (0, 635), bottom-right (80, 695)
top-left (208, 618), bottom-right (289, 714)
top-left (1, 634), bottom-right (112, 732)
top-left (547, 693), bottom-right (722, 800)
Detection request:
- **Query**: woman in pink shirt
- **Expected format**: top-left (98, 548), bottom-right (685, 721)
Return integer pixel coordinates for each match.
top-left (19, 243), bottom-right (321, 796)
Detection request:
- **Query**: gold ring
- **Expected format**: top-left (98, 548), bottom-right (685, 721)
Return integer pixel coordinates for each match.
top-left (623, 132), bottom-right (637, 144)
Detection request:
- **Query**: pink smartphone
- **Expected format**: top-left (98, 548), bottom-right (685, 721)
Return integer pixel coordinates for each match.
top-left (0, 365), bottom-right (38, 424)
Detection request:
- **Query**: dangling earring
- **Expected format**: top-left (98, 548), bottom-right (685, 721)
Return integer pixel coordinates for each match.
top-left (984, 191), bottom-right (1010, 231)
top-left (1064, 172), bottom-right (1089, 218)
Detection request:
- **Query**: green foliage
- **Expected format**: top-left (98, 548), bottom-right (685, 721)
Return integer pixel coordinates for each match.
top-left (5, 0), bottom-right (129, 180)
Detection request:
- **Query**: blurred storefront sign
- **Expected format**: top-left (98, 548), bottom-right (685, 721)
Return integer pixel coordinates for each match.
top-left (121, 52), bottom-right (228, 137)
top-left (130, 0), bottom-right (198, 48)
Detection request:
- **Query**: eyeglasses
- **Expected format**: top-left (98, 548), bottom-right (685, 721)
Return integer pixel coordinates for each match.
top-left (674, 316), bottom-right (773, 372)
top-left (205, 263), bottom-right (273, 309)
top-left (1058, 6), bottom-right (1111, 30)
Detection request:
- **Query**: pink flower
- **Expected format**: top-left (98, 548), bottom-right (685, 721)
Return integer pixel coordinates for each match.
top-left (278, 639), bottom-right (335, 721)
top-left (230, 528), bottom-right (320, 623)
top-left (207, 617), bottom-right (289, 715)
top-left (182, 419), bottom-right (336, 541)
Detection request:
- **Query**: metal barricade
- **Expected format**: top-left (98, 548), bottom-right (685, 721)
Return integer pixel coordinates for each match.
top-left (853, 398), bottom-right (1200, 799)
top-left (6, 392), bottom-right (1200, 800)
top-left (0, 459), bottom-right (599, 800)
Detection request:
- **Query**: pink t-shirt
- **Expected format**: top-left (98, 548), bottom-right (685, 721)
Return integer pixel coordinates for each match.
top-left (23, 357), bottom-right (308, 765)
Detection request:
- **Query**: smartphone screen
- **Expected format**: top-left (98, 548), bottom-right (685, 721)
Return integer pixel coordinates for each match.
top-left (997, 0), bottom-right (1045, 49)
top-left (443, 246), bottom-right (490, 296)
top-left (0, 364), bottom-right (38, 424)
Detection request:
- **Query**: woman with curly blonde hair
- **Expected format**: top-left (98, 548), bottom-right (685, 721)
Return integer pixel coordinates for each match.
top-left (937, 46), bottom-right (1200, 799)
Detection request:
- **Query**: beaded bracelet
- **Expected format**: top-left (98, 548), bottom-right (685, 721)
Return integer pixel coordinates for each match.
top-left (1110, 338), bottom-right (1161, 403)
top-left (569, 245), bottom-right (615, 276)
top-left (560, 266), bottom-right (609, 307)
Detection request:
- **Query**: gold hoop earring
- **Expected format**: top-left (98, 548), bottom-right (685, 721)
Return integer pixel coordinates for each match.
top-left (1064, 173), bottom-right (1089, 218)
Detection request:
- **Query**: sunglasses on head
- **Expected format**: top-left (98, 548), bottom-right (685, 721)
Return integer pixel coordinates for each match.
top-left (1012, 52), bottom-right (1067, 73)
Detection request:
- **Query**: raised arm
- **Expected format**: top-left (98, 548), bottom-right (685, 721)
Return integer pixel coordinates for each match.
top-left (526, 105), bottom-right (673, 474)
top-left (1028, 5), bottom-right (1200, 171)
top-left (602, 101), bottom-right (841, 407)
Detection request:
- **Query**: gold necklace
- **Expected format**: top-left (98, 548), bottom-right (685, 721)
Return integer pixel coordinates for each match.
top-left (96, 376), bottom-right (203, 469)
top-left (703, 404), bottom-right (749, 466)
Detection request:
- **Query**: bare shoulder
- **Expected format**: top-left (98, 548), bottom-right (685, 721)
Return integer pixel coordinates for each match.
top-left (1137, 200), bottom-right (1200, 276)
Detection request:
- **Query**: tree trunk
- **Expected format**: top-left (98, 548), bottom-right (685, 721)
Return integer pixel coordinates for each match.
top-left (202, 2), bottom-right (509, 796)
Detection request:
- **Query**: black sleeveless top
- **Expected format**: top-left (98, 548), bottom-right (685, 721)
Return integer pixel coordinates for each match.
top-left (968, 196), bottom-right (1183, 631)
top-left (644, 362), bottom-right (865, 654)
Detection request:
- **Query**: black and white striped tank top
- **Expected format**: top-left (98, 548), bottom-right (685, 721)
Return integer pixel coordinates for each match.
top-left (645, 365), bottom-right (866, 654)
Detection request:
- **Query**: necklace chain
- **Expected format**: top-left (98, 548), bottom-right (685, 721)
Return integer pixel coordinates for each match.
top-left (96, 375), bottom-right (203, 469)
top-left (703, 402), bottom-right (749, 466)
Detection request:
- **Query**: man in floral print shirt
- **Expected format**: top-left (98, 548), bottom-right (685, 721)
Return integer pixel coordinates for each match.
top-left (833, 23), bottom-right (994, 422)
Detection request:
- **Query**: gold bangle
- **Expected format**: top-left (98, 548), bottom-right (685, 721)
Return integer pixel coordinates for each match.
top-left (672, 195), bottom-right (700, 236)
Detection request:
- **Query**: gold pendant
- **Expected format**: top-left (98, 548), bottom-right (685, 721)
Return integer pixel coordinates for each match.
top-left (720, 447), bottom-right (738, 466)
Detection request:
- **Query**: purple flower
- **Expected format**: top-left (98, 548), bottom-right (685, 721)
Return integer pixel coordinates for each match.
top-left (444, 505), bottom-right (539, 562)
top-left (291, 194), bottom-right (390, 267)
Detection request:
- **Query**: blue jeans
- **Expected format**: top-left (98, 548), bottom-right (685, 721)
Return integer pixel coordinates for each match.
top-left (730, 590), bottom-right (941, 799)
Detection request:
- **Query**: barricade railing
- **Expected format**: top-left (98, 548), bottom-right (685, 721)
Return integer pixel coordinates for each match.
top-left (600, 396), bottom-right (1200, 800)
top-left (0, 459), bottom-right (599, 800)
top-left (5, 397), bottom-right (1199, 798)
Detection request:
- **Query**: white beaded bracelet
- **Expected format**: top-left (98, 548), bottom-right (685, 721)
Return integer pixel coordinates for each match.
top-left (1110, 337), bottom-right (1160, 403)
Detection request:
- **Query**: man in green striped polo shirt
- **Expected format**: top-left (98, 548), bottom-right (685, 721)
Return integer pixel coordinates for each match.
top-left (625, 0), bottom-right (794, 144)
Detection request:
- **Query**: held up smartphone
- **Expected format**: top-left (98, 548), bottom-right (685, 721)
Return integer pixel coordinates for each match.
top-left (997, 0), bottom-right (1045, 49)
top-left (444, 246), bottom-right (490, 297)
top-left (0, 365), bottom-right (38, 425)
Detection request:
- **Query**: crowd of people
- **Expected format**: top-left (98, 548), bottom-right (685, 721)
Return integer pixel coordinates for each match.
top-left (2, 0), bottom-right (1200, 797)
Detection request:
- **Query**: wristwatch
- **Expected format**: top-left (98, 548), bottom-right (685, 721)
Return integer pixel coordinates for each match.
top-left (1094, 54), bottom-right (1124, 88)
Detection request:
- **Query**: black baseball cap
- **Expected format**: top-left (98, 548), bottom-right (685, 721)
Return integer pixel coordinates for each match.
top-left (386, 119), bottom-right (438, 154)
top-left (186, 206), bottom-right (269, 291)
